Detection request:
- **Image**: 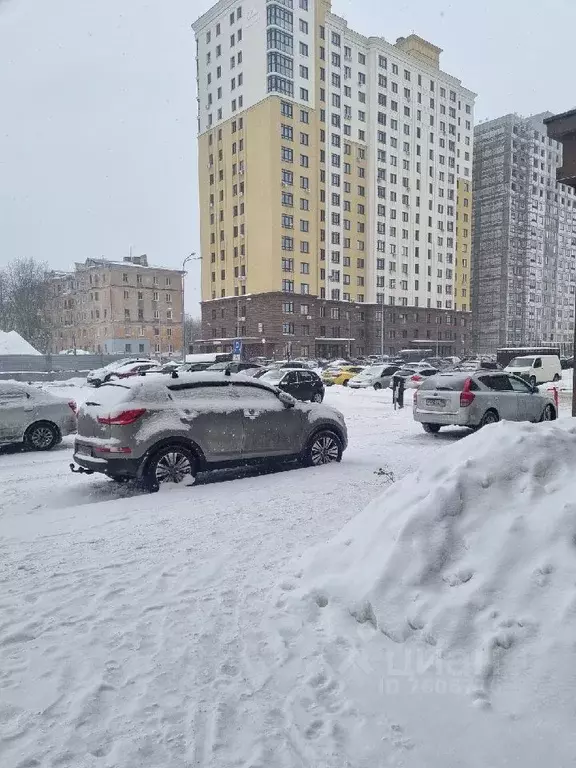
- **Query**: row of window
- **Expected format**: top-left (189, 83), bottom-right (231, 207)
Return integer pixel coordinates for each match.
top-left (205, 28), bottom-right (243, 65)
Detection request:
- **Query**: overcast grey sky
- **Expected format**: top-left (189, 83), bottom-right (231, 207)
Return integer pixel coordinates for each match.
top-left (0, 0), bottom-right (574, 315)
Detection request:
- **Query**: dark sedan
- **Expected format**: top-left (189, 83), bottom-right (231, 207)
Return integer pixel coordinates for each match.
top-left (259, 368), bottom-right (324, 402)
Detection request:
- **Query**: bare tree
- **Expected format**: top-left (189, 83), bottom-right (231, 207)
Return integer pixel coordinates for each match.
top-left (185, 314), bottom-right (202, 353)
top-left (0, 258), bottom-right (53, 352)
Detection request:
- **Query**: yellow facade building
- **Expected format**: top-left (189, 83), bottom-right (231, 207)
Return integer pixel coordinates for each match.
top-left (193, 0), bottom-right (475, 358)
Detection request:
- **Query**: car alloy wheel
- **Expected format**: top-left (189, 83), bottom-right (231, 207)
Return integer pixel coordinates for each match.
top-left (541, 404), bottom-right (555, 422)
top-left (312, 392), bottom-right (323, 403)
top-left (373, 382), bottom-right (382, 390)
top-left (154, 450), bottom-right (194, 484)
top-left (309, 432), bottom-right (341, 466)
top-left (26, 423), bottom-right (58, 451)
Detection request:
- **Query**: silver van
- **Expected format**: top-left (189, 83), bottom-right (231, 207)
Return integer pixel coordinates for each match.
top-left (413, 371), bottom-right (556, 433)
top-left (72, 372), bottom-right (348, 490)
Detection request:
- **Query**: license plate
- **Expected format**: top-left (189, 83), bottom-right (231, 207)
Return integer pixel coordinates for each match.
top-left (426, 398), bottom-right (445, 406)
top-left (76, 444), bottom-right (92, 456)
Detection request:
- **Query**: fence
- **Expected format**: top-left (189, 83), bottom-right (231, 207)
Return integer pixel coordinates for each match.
top-left (0, 354), bottom-right (131, 382)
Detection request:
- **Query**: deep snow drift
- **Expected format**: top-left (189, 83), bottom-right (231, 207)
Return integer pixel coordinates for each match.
top-left (0, 330), bottom-right (41, 355)
top-left (279, 419), bottom-right (576, 765)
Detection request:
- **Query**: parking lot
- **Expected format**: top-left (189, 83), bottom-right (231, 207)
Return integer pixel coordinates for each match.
top-left (0, 381), bottom-right (471, 768)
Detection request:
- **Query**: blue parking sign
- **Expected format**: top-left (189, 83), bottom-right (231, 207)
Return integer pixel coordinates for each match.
top-left (233, 339), bottom-right (242, 355)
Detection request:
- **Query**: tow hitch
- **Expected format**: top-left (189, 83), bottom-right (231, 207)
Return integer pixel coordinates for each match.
top-left (70, 463), bottom-right (94, 475)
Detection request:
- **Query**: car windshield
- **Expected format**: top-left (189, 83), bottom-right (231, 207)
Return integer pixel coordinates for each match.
top-left (509, 357), bottom-right (535, 367)
top-left (261, 370), bottom-right (284, 383)
top-left (357, 366), bottom-right (382, 377)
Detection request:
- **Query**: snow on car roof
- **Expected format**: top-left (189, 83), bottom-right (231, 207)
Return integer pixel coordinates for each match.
top-left (108, 370), bottom-right (279, 395)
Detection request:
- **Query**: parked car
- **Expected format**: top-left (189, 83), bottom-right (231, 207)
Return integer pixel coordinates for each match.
top-left (322, 365), bottom-right (366, 387)
top-left (260, 368), bottom-right (325, 402)
top-left (207, 361), bottom-right (262, 376)
top-left (0, 381), bottom-right (77, 450)
top-left (348, 364), bottom-right (401, 390)
top-left (413, 371), bottom-right (557, 433)
top-left (145, 362), bottom-right (182, 374)
top-left (87, 358), bottom-right (154, 387)
top-left (72, 373), bottom-right (347, 490)
top-left (108, 361), bottom-right (159, 380)
top-left (505, 354), bottom-right (562, 386)
top-left (560, 357), bottom-right (573, 370)
top-left (178, 361), bottom-right (216, 373)
top-left (389, 364), bottom-right (439, 389)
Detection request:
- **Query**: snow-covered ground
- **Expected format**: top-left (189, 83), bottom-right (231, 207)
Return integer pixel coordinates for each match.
top-left (0, 381), bottom-right (574, 767)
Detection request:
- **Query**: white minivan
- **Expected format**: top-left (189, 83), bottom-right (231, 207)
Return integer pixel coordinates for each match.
top-left (505, 354), bottom-right (562, 386)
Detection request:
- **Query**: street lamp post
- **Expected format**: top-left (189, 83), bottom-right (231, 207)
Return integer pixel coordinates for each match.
top-left (379, 298), bottom-right (385, 357)
top-left (181, 253), bottom-right (200, 360)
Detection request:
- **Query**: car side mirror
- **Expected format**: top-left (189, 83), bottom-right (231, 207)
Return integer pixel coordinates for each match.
top-left (531, 385), bottom-right (539, 394)
top-left (278, 390), bottom-right (295, 408)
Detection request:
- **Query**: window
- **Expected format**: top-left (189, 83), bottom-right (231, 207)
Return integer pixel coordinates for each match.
top-left (268, 74), bottom-right (293, 96)
top-left (281, 236), bottom-right (294, 250)
top-left (267, 27), bottom-right (293, 55)
top-left (300, 109), bottom-right (309, 124)
top-left (268, 51), bottom-right (294, 78)
top-left (300, 87), bottom-right (309, 101)
top-left (281, 100), bottom-right (293, 118)
top-left (300, 41), bottom-right (309, 56)
top-left (281, 146), bottom-right (294, 162)
top-left (299, 0), bottom-right (308, 8)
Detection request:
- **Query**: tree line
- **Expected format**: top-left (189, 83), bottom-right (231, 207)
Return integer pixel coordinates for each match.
top-left (0, 257), bottom-right (53, 353)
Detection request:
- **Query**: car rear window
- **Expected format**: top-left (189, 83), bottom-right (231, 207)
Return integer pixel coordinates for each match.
top-left (83, 382), bottom-right (134, 408)
top-left (419, 375), bottom-right (469, 391)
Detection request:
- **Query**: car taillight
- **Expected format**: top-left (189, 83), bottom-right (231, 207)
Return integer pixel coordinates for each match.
top-left (460, 378), bottom-right (475, 407)
top-left (95, 445), bottom-right (132, 454)
top-left (411, 374), bottom-right (422, 382)
top-left (97, 408), bottom-right (146, 425)
top-left (68, 400), bottom-right (77, 415)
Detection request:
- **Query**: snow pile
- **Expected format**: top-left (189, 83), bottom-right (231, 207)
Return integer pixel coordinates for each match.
top-left (279, 420), bottom-right (576, 765)
top-left (0, 330), bottom-right (41, 355)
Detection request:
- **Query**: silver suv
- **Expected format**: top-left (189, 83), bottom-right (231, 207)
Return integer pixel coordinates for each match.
top-left (413, 370), bottom-right (556, 433)
top-left (72, 372), bottom-right (348, 490)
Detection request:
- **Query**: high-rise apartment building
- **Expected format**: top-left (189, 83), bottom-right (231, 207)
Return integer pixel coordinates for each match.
top-left (49, 255), bottom-right (184, 355)
top-left (193, 0), bottom-right (475, 358)
top-left (472, 113), bottom-right (576, 354)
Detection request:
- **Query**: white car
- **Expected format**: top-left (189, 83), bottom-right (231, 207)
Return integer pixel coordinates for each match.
top-left (505, 354), bottom-right (562, 387)
top-left (0, 381), bottom-right (77, 450)
top-left (348, 363), bottom-right (401, 390)
top-left (389, 364), bottom-right (439, 389)
top-left (87, 358), bottom-right (154, 387)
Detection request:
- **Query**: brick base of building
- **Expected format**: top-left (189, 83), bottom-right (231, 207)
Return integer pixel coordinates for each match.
top-left (197, 292), bottom-right (472, 360)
